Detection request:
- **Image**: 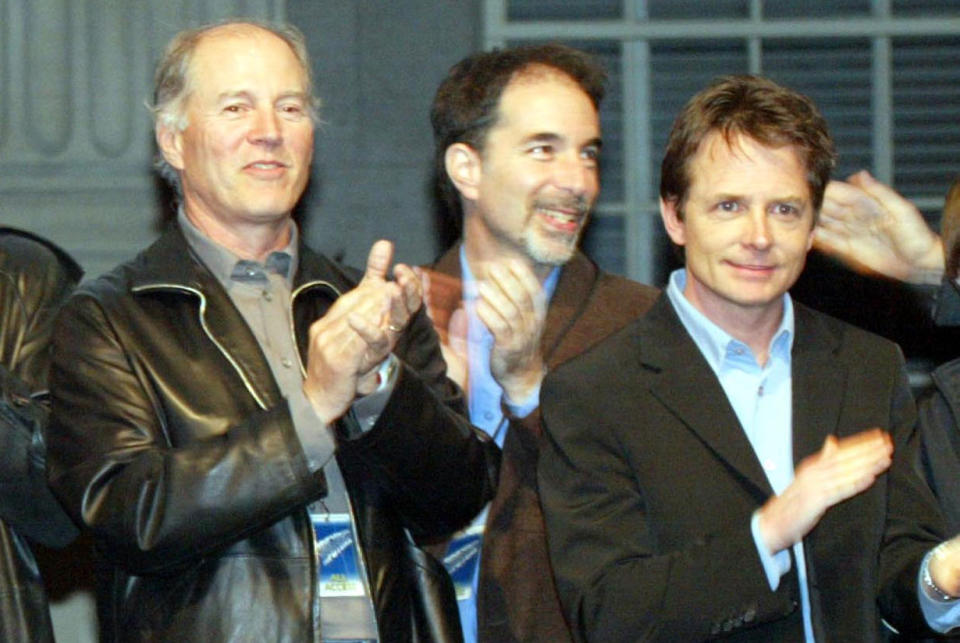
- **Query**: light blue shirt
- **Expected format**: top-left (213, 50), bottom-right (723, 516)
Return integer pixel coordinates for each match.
top-left (448, 246), bottom-right (560, 643)
top-left (668, 268), bottom-right (960, 638)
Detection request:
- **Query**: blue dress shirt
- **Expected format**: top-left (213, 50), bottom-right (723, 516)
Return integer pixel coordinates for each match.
top-left (666, 269), bottom-right (815, 640)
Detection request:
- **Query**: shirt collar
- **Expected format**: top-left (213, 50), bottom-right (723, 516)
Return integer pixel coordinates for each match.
top-left (177, 208), bottom-right (299, 289)
top-left (666, 268), bottom-right (794, 373)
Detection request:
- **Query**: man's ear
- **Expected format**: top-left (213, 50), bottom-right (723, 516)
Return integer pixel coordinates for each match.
top-left (155, 120), bottom-right (186, 171)
top-left (660, 197), bottom-right (686, 247)
top-left (444, 143), bottom-right (482, 202)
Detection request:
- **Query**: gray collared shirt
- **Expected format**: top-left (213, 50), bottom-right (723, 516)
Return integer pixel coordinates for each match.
top-left (177, 210), bottom-right (346, 485)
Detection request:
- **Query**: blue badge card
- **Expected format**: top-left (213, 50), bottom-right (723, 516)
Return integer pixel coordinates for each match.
top-left (443, 524), bottom-right (484, 600)
top-left (311, 512), bottom-right (366, 598)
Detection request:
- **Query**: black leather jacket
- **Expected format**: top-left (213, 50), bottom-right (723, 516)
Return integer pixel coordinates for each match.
top-left (0, 227), bottom-right (82, 643)
top-left (48, 226), bottom-right (498, 642)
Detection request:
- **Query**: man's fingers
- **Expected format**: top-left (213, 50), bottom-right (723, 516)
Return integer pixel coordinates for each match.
top-left (803, 430), bottom-right (892, 506)
top-left (832, 428), bottom-right (892, 453)
top-left (394, 263), bottom-right (422, 316)
top-left (363, 239), bottom-right (395, 283)
top-left (477, 280), bottom-right (517, 331)
top-left (820, 433), bottom-right (839, 454)
top-left (821, 180), bottom-right (867, 217)
top-left (503, 259), bottom-right (548, 321)
top-left (852, 171), bottom-right (914, 214)
top-left (347, 312), bottom-right (391, 368)
top-left (476, 294), bottom-right (510, 342)
top-left (485, 261), bottom-right (542, 314)
top-left (816, 430), bottom-right (892, 469)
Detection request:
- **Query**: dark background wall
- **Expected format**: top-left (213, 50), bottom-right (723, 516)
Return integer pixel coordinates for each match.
top-left (289, 1), bottom-right (479, 267)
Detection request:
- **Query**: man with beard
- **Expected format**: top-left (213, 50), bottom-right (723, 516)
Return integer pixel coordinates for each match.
top-left (422, 44), bottom-right (658, 642)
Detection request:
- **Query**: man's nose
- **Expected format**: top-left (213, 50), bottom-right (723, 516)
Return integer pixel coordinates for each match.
top-left (744, 209), bottom-right (772, 249)
top-left (555, 155), bottom-right (596, 197)
top-left (249, 108), bottom-right (282, 145)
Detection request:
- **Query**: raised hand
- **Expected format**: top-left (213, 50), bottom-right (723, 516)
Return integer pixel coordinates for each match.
top-left (476, 259), bottom-right (548, 406)
top-left (815, 171), bottom-right (944, 284)
top-left (757, 429), bottom-right (893, 554)
top-left (302, 240), bottom-right (420, 423)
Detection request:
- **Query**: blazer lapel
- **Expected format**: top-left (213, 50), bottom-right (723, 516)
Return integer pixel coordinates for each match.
top-left (640, 298), bottom-right (774, 498)
top-left (541, 252), bottom-right (601, 367)
top-left (790, 303), bottom-right (847, 464)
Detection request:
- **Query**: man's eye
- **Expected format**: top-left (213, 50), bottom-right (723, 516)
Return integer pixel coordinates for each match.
top-left (280, 104), bottom-right (304, 115)
top-left (718, 201), bottom-right (740, 212)
top-left (530, 145), bottom-right (553, 157)
top-left (772, 203), bottom-right (800, 218)
top-left (223, 104), bottom-right (245, 114)
top-left (581, 147), bottom-right (599, 162)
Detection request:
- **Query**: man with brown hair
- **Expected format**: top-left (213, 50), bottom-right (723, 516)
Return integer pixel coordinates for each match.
top-left (540, 75), bottom-right (960, 641)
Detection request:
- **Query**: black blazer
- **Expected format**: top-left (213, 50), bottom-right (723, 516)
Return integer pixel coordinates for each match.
top-left (539, 294), bottom-right (945, 642)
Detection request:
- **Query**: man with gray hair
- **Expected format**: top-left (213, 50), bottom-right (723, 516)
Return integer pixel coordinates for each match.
top-left (47, 20), bottom-right (497, 642)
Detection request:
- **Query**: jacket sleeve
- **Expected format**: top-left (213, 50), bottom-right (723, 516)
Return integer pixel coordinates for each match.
top-left (337, 305), bottom-right (500, 539)
top-left (877, 362), bottom-right (948, 637)
top-left (917, 359), bottom-right (960, 534)
top-left (47, 291), bottom-right (322, 574)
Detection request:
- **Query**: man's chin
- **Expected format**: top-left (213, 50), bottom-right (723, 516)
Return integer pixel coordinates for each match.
top-left (531, 252), bottom-right (575, 267)
top-left (525, 235), bottom-right (580, 266)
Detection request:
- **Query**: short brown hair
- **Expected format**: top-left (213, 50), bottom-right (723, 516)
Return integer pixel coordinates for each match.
top-left (659, 75), bottom-right (835, 216)
top-left (430, 44), bottom-right (606, 222)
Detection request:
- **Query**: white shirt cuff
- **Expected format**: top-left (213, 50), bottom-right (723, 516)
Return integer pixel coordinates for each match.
top-left (751, 510), bottom-right (791, 591)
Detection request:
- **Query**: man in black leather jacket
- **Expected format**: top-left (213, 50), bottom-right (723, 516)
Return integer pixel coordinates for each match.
top-left (47, 20), bottom-right (497, 642)
top-left (0, 227), bottom-right (81, 642)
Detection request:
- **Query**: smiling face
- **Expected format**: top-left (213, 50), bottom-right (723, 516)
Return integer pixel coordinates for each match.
top-left (157, 25), bottom-right (315, 237)
top-left (458, 68), bottom-right (601, 270)
top-left (661, 130), bottom-right (816, 327)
